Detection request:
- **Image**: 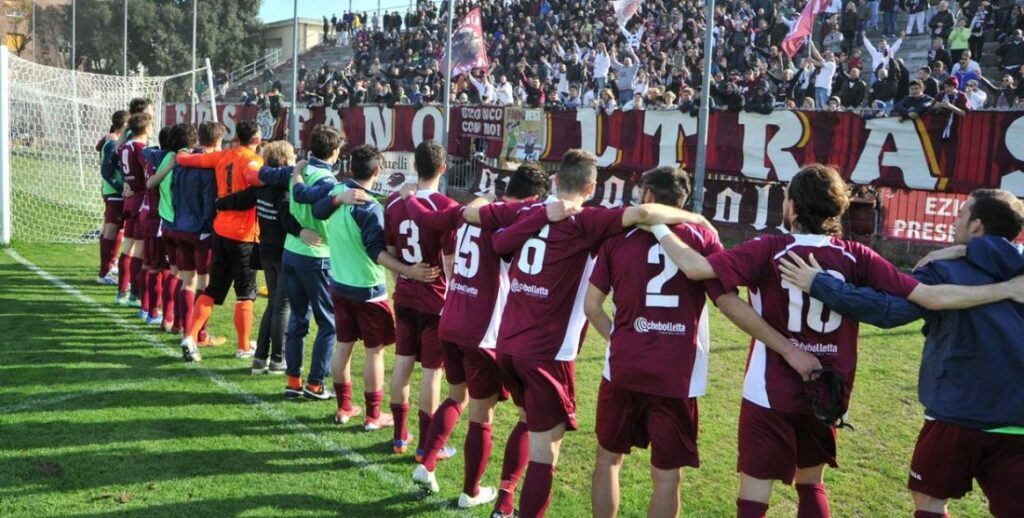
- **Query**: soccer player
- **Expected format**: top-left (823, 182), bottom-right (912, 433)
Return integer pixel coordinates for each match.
top-left (460, 149), bottom-right (716, 518)
top-left (306, 145), bottom-right (433, 430)
top-left (401, 165), bottom-right (569, 509)
top-left (168, 121), bottom-right (225, 344)
top-left (115, 112), bottom-right (153, 307)
top-left (96, 110), bottom-right (129, 285)
top-left (776, 189), bottom-right (1024, 518)
top-left (138, 126), bottom-right (173, 325)
top-left (383, 140), bottom-right (460, 457)
top-left (174, 120), bottom-right (264, 362)
top-left (583, 166), bottom-right (824, 518)
top-left (647, 164), bottom-right (1021, 518)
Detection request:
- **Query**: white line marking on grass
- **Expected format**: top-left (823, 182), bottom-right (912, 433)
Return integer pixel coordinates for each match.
top-left (0, 374), bottom-right (188, 414)
top-left (4, 248), bottom-right (462, 517)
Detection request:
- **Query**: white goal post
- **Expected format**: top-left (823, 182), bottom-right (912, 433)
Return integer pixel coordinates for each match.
top-left (0, 46), bottom-right (209, 244)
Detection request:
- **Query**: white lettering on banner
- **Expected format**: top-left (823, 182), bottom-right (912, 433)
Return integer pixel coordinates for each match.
top-left (295, 108), bottom-right (312, 145)
top-left (412, 106), bottom-right (444, 146)
top-left (222, 105), bottom-right (237, 141)
top-left (364, 106), bottom-right (394, 150)
top-left (1002, 117), bottom-right (1024, 196)
top-left (754, 183), bottom-right (773, 230)
top-left (713, 188), bottom-right (743, 223)
top-left (924, 197), bottom-right (965, 217)
top-left (576, 108), bottom-right (621, 167)
top-left (600, 175), bottom-right (626, 208)
top-left (850, 117), bottom-right (936, 189)
top-left (642, 110), bottom-right (697, 167)
top-left (174, 104), bottom-right (188, 126)
top-left (738, 111), bottom-right (806, 181)
top-left (891, 220), bottom-right (956, 242)
top-left (324, 109), bottom-right (342, 132)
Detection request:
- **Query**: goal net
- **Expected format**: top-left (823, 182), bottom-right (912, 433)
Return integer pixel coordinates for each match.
top-left (0, 49), bottom-right (203, 244)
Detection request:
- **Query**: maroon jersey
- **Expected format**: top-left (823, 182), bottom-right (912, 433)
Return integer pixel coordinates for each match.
top-left (117, 140), bottom-right (148, 211)
top-left (590, 225), bottom-right (729, 399)
top-left (706, 234), bottom-right (919, 414)
top-left (140, 153), bottom-right (162, 236)
top-left (406, 198), bottom-right (538, 349)
top-left (385, 190), bottom-right (458, 315)
top-left (480, 199), bottom-right (626, 361)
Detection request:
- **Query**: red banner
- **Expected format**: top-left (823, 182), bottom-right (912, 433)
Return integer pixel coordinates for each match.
top-left (165, 104), bottom-right (1024, 196)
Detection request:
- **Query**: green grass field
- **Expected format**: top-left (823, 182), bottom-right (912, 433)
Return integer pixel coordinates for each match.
top-left (0, 242), bottom-right (992, 517)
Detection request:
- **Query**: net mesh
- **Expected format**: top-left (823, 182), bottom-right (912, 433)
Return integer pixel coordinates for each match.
top-left (7, 55), bottom-right (189, 243)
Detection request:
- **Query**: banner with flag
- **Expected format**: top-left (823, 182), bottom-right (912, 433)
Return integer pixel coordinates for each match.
top-left (443, 8), bottom-right (489, 77)
top-left (612, 0), bottom-right (642, 26)
top-left (781, 0), bottom-right (829, 57)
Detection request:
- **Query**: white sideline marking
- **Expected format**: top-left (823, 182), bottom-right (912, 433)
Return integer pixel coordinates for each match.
top-left (3, 248), bottom-right (461, 516)
top-left (0, 374), bottom-right (187, 414)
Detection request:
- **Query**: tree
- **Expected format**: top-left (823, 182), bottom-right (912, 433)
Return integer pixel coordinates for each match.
top-left (2, 0), bottom-right (33, 57)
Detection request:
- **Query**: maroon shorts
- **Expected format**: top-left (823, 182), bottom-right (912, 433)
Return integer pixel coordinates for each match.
top-left (443, 342), bottom-right (508, 401)
top-left (161, 228), bottom-right (178, 268)
top-left (908, 419), bottom-right (1024, 517)
top-left (103, 197), bottom-right (124, 226)
top-left (496, 352), bottom-right (578, 433)
top-left (331, 292), bottom-right (396, 348)
top-left (121, 196), bottom-right (143, 239)
top-left (736, 399), bottom-right (838, 484)
top-left (394, 305), bottom-right (443, 369)
top-left (596, 379), bottom-right (700, 470)
top-left (174, 231), bottom-right (212, 275)
top-left (143, 236), bottom-right (168, 270)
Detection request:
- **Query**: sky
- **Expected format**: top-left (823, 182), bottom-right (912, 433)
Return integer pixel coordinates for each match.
top-left (259, 0), bottom-right (421, 24)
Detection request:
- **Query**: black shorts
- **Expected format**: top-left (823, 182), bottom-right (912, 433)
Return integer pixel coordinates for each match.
top-left (204, 233), bottom-right (257, 305)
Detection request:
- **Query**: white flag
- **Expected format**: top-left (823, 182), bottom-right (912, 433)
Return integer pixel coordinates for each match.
top-left (612, 0), bottom-right (642, 27)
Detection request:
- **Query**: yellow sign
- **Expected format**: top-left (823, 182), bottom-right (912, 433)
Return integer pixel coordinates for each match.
top-left (5, 32), bottom-right (24, 52)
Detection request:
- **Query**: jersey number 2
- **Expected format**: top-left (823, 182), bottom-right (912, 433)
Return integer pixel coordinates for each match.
top-left (646, 244), bottom-right (680, 307)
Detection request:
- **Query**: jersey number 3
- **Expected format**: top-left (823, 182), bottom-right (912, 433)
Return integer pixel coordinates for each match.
top-left (399, 220), bottom-right (423, 263)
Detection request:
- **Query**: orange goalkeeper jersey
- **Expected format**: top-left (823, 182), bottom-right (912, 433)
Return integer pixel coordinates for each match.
top-left (177, 146), bottom-right (263, 243)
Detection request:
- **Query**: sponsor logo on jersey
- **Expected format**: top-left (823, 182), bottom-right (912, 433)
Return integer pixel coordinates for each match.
top-left (510, 278), bottom-right (549, 298)
top-left (633, 317), bottom-right (686, 335)
top-left (791, 339), bottom-right (839, 355)
top-left (449, 280), bottom-right (479, 297)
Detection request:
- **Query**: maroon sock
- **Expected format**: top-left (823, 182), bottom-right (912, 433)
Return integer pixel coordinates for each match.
top-left (173, 281), bottom-right (185, 330)
top-left (463, 421), bottom-right (493, 497)
top-left (140, 270), bottom-right (152, 313)
top-left (147, 271), bottom-right (163, 318)
top-left (99, 237), bottom-right (115, 277)
top-left (364, 391), bottom-right (383, 419)
top-left (417, 410), bottom-right (432, 453)
top-left (129, 257), bottom-right (143, 298)
top-left (333, 383), bottom-right (352, 411)
top-left (181, 289), bottom-right (196, 336)
top-left (162, 274), bottom-right (177, 325)
top-left (737, 499), bottom-right (769, 518)
top-left (117, 254), bottom-right (131, 293)
top-left (796, 483), bottom-right (830, 518)
top-left (422, 398), bottom-right (463, 470)
top-left (495, 421), bottom-right (530, 515)
top-left (913, 512), bottom-right (949, 518)
top-left (519, 461), bottom-right (555, 518)
top-left (391, 403), bottom-right (410, 444)
top-left (111, 231), bottom-right (123, 270)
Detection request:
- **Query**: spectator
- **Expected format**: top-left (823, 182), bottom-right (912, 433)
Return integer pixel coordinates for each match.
top-left (927, 37), bottom-right (953, 73)
top-left (893, 79), bottom-right (935, 119)
top-left (495, 75), bottom-right (514, 106)
top-left (929, 1), bottom-right (955, 40)
top-left (622, 92), bottom-right (645, 111)
top-left (977, 75), bottom-right (1020, 109)
top-left (826, 96), bottom-right (843, 111)
top-left (917, 66), bottom-right (940, 97)
top-left (950, 18), bottom-right (972, 64)
top-left (800, 96), bottom-right (817, 110)
top-left (931, 76), bottom-right (971, 137)
top-left (564, 85), bottom-right (583, 108)
top-left (597, 88), bottom-right (617, 114)
top-left (952, 55), bottom-right (982, 89)
top-left (744, 84), bottom-right (776, 114)
top-left (903, 0), bottom-right (928, 35)
top-left (951, 50), bottom-right (982, 75)
top-left (879, 0), bottom-right (899, 38)
top-left (869, 64), bottom-right (899, 110)
top-left (863, 33), bottom-right (904, 75)
top-left (840, 2), bottom-right (861, 55)
top-left (837, 66), bottom-right (868, 107)
top-left (964, 78), bottom-right (988, 108)
top-left (997, 29), bottom-right (1024, 81)
top-left (611, 46), bottom-right (641, 104)
top-left (808, 43), bottom-right (839, 109)
top-left (932, 60), bottom-right (951, 83)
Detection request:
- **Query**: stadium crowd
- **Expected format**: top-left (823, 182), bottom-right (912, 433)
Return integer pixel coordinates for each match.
top-left (240, 0), bottom-right (1024, 114)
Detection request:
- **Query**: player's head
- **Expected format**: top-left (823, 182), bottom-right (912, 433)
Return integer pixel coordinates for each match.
top-left (128, 97), bottom-right (153, 116)
top-left (556, 148), bottom-right (598, 198)
top-left (309, 124), bottom-right (344, 163)
top-left (157, 126), bottom-right (172, 149)
top-left (109, 110), bottom-right (129, 134)
top-left (169, 123), bottom-right (198, 151)
top-left (261, 141), bottom-right (296, 167)
top-left (198, 121), bottom-right (226, 149)
top-left (235, 120), bottom-right (262, 146)
top-left (128, 113), bottom-right (152, 138)
top-left (349, 144), bottom-right (382, 182)
top-left (639, 166), bottom-right (692, 208)
top-left (414, 140), bottom-right (446, 180)
top-left (954, 189), bottom-right (1024, 243)
top-left (504, 164), bottom-right (550, 201)
top-left (784, 164), bottom-right (849, 236)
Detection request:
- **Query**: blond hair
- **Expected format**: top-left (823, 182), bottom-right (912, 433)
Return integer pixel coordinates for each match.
top-left (262, 141), bottom-right (295, 167)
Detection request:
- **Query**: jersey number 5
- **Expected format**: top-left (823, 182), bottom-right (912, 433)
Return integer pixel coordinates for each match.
top-left (399, 220), bottom-right (423, 263)
top-left (455, 224), bottom-right (481, 278)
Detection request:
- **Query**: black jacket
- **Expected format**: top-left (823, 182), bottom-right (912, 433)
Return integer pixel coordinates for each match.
top-left (744, 91), bottom-right (776, 114)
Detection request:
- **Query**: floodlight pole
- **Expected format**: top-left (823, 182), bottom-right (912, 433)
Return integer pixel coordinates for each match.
top-left (290, 0), bottom-right (299, 148)
top-left (191, 0), bottom-right (197, 124)
top-left (71, 0), bottom-right (76, 70)
top-left (123, 0), bottom-right (128, 76)
top-left (442, 0), bottom-right (455, 143)
top-left (692, 0), bottom-right (715, 213)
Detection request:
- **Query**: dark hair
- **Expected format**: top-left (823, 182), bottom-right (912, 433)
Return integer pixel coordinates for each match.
top-left (157, 126), bottom-right (172, 149)
top-left (787, 164), bottom-right (850, 236)
top-left (504, 164), bottom-right (550, 200)
top-left (919, 66), bottom-right (932, 74)
top-left (235, 120), bottom-right (261, 145)
top-left (414, 140), bottom-right (446, 180)
top-left (110, 110), bottom-right (129, 133)
top-left (909, 79), bottom-right (924, 89)
top-left (127, 113), bottom-right (152, 136)
top-left (969, 189), bottom-right (1024, 240)
top-left (349, 144), bottom-right (382, 181)
top-left (309, 124), bottom-right (343, 160)
top-left (128, 97), bottom-right (152, 114)
top-left (640, 166), bottom-right (692, 208)
top-left (557, 148), bottom-right (598, 194)
top-left (169, 123), bottom-right (198, 151)
top-left (198, 121), bottom-right (226, 147)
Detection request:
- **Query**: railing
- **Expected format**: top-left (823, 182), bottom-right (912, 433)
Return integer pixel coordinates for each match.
top-left (229, 48), bottom-right (283, 88)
